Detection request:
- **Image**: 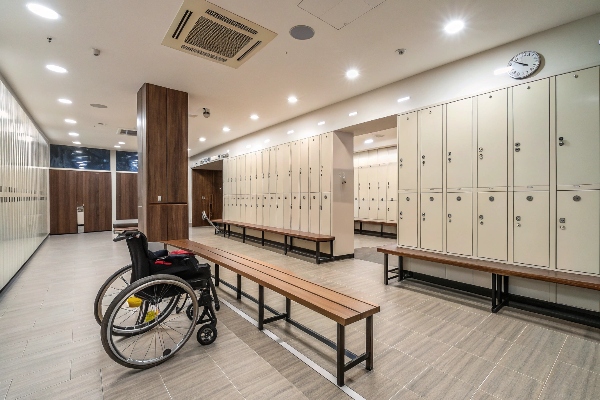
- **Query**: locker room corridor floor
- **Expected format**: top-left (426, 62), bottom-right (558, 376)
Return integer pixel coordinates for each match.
top-left (1, 228), bottom-right (600, 399)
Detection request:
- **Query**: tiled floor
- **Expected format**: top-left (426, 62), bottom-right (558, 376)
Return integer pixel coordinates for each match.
top-left (0, 228), bottom-right (599, 399)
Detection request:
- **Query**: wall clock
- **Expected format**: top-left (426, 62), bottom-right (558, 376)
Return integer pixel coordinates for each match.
top-left (508, 51), bottom-right (541, 79)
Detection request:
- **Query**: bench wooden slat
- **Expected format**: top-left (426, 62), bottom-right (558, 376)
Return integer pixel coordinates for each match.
top-left (165, 239), bottom-right (379, 325)
top-left (354, 219), bottom-right (397, 227)
top-left (377, 245), bottom-right (600, 291)
top-left (213, 219), bottom-right (334, 241)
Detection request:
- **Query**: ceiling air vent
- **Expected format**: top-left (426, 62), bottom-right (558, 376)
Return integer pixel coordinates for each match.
top-left (116, 129), bottom-right (137, 137)
top-left (162, 0), bottom-right (277, 69)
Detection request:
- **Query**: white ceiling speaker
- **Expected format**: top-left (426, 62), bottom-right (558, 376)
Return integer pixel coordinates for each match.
top-left (162, 0), bottom-right (277, 69)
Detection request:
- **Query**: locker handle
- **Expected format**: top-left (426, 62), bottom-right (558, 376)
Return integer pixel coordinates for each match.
top-left (558, 137), bottom-right (565, 146)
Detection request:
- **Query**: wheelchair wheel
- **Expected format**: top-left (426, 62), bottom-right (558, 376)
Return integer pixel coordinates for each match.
top-left (101, 274), bottom-right (198, 369)
top-left (94, 264), bottom-right (132, 325)
top-left (197, 324), bottom-right (217, 345)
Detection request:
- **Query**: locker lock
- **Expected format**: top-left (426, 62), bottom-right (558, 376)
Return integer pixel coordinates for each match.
top-left (399, 211), bottom-right (403, 215)
top-left (479, 215), bottom-right (484, 219)
top-left (399, 158), bottom-right (403, 162)
top-left (456, 196), bottom-right (462, 201)
top-left (430, 197), bottom-right (434, 201)
top-left (406, 197), bottom-right (410, 201)
top-left (422, 155), bottom-right (426, 159)
top-left (558, 137), bottom-right (565, 146)
top-left (516, 216), bottom-right (521, 221)
top-left (447, 214), bottom-right (452, 218)
top-left (478, 147), bottom-right (483, 153)
top-left (489, 196), bottom-right (494, 202)
top-left (324, 195), bottom-right (328, 199)
top-left (422, 213), bottom-right (426, 216)
top-left (573, 195), bottom-right (581, 202)
top-left (526, 196), bottom-right (533, 201)
top-left (517, 223), bottom-right (521, 227)
top-left (559, 218), bottom-right (566, 223)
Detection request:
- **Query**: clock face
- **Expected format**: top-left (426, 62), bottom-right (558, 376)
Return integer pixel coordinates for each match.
top-left (508, 51), bottom-right (541, 79)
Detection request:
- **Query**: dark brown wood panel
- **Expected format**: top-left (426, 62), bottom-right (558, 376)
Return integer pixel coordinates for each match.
top-left (116, 172), bottom-right (138, 220)
top-left (49, 169), bottom-right (77, 235)
top-left (166, 89), bottom-right (188, 203)
top-left (147, 204), bottom-right (169, 242)
top-left (167, 204), bottom-right (189, 240)
top-left (137, 85), bottom-right (147, 235)
top-left (377, 245), bottom-right (600, 291)
top-left (82, 171), bottom-right (112, 232)
top-left (192, 169), bottom-right (223, 226)
top-left (146, 84), bottom-right (167, 205)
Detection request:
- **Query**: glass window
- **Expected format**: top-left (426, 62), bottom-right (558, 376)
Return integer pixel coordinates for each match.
top-left (50, 144), bottom-right (110, 170)
top-left (116, 151), bottom-right (138, 172)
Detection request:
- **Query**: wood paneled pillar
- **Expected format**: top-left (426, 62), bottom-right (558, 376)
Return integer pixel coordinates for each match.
top-left (137, 83), bottom-right (189, 241)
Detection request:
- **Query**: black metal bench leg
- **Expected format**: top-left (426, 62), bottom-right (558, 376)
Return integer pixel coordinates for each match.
top-left (243, 227), bottom-right (246, 243)
top-left (284, 235), bottom-right (288, 255)
top-left (258, 285), bottom-right (264, 330)
top-left (285, 297), bottom-right (291, 321)
top-left (316, 241), bottom-right (321, 265)
top-left (261, 231), bottom-right (265, 246)
top-left (384, 253), bottom-right (389, 285)
top-left (228, 224), bottom-right (231, 237)
top-left (337, 323), bottom-right (345, 387)
top-left (399, 256), bottom-right (404, 282)
top-left (289, 237), bottom-right (293, 253)
top-left (380, 224), bottom-right (384, 237)
top-left (503, 275), bottom-right (509, 306)
top-left (237, 274), bottom-right (242, 300)
top-left (366, 316), bottom-right (373, 371)
top-left (360, 222), bottom-right (363, 234)
top-left (223, 224), bottom-right (226, 237)
top-left (330, 240), bottom-right (334, 259)
top-left (491, 273), bottom-right (497, 311)
top-left (214, 264), bottom-right (219, 287)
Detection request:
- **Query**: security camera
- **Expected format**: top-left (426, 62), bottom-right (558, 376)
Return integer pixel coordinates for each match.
top-left (396, 48), bottom-right (406, 55)
top-left (93, 48), bottom-right (100, 56)
top-left (203, 108), bottom-right (210, 118)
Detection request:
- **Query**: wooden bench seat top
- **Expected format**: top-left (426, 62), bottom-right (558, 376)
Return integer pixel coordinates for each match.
top-left (354, 219), bottom-right (397, 226)
top-left (211, 219), bottom-right (335, 242)
top-left (165, 239), bottom-right (379, 325)
top-left (377, 245), bottom-right (600, 291)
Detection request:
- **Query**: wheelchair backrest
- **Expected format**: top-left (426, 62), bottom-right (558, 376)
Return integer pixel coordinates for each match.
top-left (125, 232), bottom-right (153, 283)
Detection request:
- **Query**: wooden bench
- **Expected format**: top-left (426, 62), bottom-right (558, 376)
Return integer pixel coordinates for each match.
top-left (164, 239), bottom-right (380, 386)
top-left (377, 245), bottom-right (600, 315)
top-left (354, 219), bottom-right (397, 237)
top-left (211, 219), bottom-right (335, 264)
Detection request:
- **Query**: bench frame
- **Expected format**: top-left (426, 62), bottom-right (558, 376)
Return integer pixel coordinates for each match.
top-left (355, 219), bottom-right (397, 238)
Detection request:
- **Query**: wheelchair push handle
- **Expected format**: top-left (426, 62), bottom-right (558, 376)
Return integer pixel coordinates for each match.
top-left (113, 230), bottom-right (140, 242)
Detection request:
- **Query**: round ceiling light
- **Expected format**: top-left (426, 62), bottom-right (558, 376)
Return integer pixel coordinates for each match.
top-left (64, 119), bottom-right (76, 124)
top-left (199, 137), bottom-right (206, 142)
top-left (250, 114), bottom-right (259, 120)
top-left (223, 126), bottom-right (230, 132)
top-left (290, 25), bottom-right (315, 40)
top-left (68, 132), bottom-right (79, 137)
top-left (364, 139), bottom-right (374, 144)
top-left (26, 3), bottom-right (59, 19)
top-left (444, 20), bottom-right (465, 34)
top-left (58, 98), bottom-right (72, 104)
top-left (46, 64), bottom-right (67, 73)
top-left (288, 96), bottom-right (298, 104)
top-left (346, 69), bottom-right (359, 79)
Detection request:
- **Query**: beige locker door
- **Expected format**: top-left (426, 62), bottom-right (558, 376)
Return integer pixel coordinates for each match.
top-left (244, 195), bottom-right (250, 224)
top-left (513, 79), bottom-right (550, 187)
top-left (248, 195), bottom-right (256, 224)
top-left (556, 67), bottom-right (600, 186)
top-left (446, 193), bottom-right (473, 256)
top-left (222, 160), bottom-right (228, 195)
top-left (245, 154), bottom-right (252, 195)
top-left (309, 193), bottom-right (320, 234)
top-left (357, 151), bottom-right (368, 167)
top-left (235, 195), bottom-right (241, 222)
top-left (557, 190), bottom-right (600, 274)
top-left (368, 192), bottom-right (378, 220)
top-left (477, 191), bottom-right (507, 261)
top-left (368, 166), bottom-right (378, 201)
top-left (378, 165), bottom-right (387, 201)
top-left (354, 168), bottom-right (359, 198)
top-left (358, 195), bottom-right (369, 219)
top-left (478, 90), bottom-right (508, 188)
top-left (398, 193), bottom-right (418, 247)
top-left (377, 148), bottom-right (389, 165)
top-left (282, 194), bottom-right (291, 229)
top-left (269, 147), bottom-right (277, 193)
top-left (354, 196), bottom-right (359, 219)
top-left (367, 150), bottom-right (378, 166)
top-left (320, 192), bottom-right (331, 235)
top-left (283, 143), bottom-right (292, 193)
top-left (386, 164), bottom-right (397, 200)
top-left (377, 197), bottom-right (386, 220)
top-left (291, 141), bottom-right (301, 193)
top-left (386, 200), bottom-right (397, 223)
top-left (420, 106), bottom-right (443, 190)
top-left (255, 152), bottom-right (263, 195)
top-left (262, 195), bottom-right (269, 226)
top-left (276, 146), bottom-right (284, 194)
top-left (222, 195), bottom-right (228, 220)
top-left (274, 194), bottom-right (283, 228)
top-left (359, 167), bottom-right (369, 196)
top-left (262, 150), bottom-right (269, 194)
top-left (300, 139), bottom-right (309, 192)
top-left (398, 113), bottom-right (418, 191)
top-left (514, 191), bottom-right (549, 267)
top-left (235, 157), bottom-right (241, 194)
top-left (269, 195), bottom-right (277, 227)
top-left (321, 133), bottom-right (332, 192)
top-left (300, 193), bottom-right (309, 232)
top-left (309, 136), bottom-right (320, 192)
top-left (238, 155), bottom-right (246, 194)
top-left (256, 194), bottom-right (263, 226)
top-left (420, 193), bottom-right (443, 251)
top-left (447, 98), bottom-right (473, 189)
top-left (291, 194), bottom-right (300, 230)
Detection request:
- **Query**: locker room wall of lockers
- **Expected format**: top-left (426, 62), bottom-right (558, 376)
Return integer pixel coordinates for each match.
top-left (353, 147), bottom-right (398, 231)
top-left (221, 131), bottom-right (354, 257)
top-left (396, 66), bottom-right (600, 308)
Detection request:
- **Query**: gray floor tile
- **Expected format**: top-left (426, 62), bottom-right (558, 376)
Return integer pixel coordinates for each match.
top-left (538, 362), bottom-right (600, 400)
top-left (435, 347), bottom-right (495, 388)
top-left (479, 365), bottom-right (544, 400)
top-left (558, 335), bottom-right (600, 374)
top-left (394, 332), bottom-right (452, 365)
top-left (406, 367), bottom-right (477, 400)
top-left (498, 343), bottom-right (558, 381)
top-left (455, 330), bottom-right (513, 362)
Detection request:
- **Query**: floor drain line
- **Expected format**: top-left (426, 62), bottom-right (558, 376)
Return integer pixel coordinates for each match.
top-left (220, 299), bottom-right (366, 400)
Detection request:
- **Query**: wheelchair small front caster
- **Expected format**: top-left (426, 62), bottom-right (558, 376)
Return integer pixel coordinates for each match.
top-left (197, 324), bottom-right (217, 345)
top-left (186, 304), bottom-right (194, 321)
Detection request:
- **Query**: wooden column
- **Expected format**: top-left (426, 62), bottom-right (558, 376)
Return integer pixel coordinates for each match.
top-left (137, 83), bottom-right (189, 241)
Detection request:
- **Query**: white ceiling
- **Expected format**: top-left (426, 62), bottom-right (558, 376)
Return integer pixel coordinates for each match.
top-left (1, 0), bottom-right (599, 154)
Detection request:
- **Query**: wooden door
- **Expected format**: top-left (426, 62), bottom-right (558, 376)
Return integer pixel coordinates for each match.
top-left (49, 169), bottom-right (78, 234)
top-left (83, 171), bottom-right (112, 232)
top-left (116, 173), bottom-right (138, 220)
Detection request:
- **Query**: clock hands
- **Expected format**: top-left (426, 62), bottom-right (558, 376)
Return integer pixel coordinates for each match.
top-left (511, 60), bottom-right (529, 66)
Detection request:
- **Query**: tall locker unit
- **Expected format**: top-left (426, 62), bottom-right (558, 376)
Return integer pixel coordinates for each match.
top-left (269, 147), bottom-right (277, 193)
top-left (276, 144), bottom-right (291, 194)
top-left (398, 193), bottom-right (418, 247)
top-left (261, 194), bottom-right (269, 226)
top-left (255, 151), bottom-right (263, 196)
top-left (248, 194), bottom-right (256, 224)
top-left (514, 191), bottom-right (549, 267)
top-left (477, 90), bottom-right (508, 189)
top-left (446, 98), bottom-right (473, 189)
top-left (477, 191), bottom-right (507, 261)
top-left (291, 193), bottom-right (300, 230)
top-left (283, 194), bottom-right (292, 229)
top-left (376, 165), bottom-right (387, 220)
top-left (247, 153), bottom-right (254, 195)
top-left (268, 194), bottom-right (276, 227)
top-left (262, 149), bottom-right (270, 195)
top-left (386, 163), bottom-right (397, 222)
top-left (398, 113), bottom-right (418, 191)
top-left (354, 168), bottom-right (359, 218)
top-left (368, 166), bottom-right (378, 220)
top-left (419, 106), bottom-right (443, 190)
top-left (446, 192), bottom-right (472, 256)
top-left (308, 136), bottom-right (320, 193)
top-left (358, 167), bottom-right (369, 219)
top-left (275, 194), bottom-right (284, 228)
top-left (300, 193), bottom-right (309, 232)
top-left (291, 141), bottom-right (301, 193)
top-left (320, 192), bottom-right (331, 235)
top-left (222, 159), bottom-right (229, 196)
top-left (420, 193), bottom-right (443, 251)
top-left (256, 193), bottom-right (263, 225)
top-left (300, 139), bottom-right (309, 193)
top-left (239, 155), bottom-right (247, 195)
top-left (309, 193), bottom-right (319, 234)
top-left (320, 134), bottom-right (333, 234)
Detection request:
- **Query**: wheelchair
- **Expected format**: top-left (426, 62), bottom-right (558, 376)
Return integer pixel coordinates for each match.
top-left (98, 230), bottom-right (220, 369)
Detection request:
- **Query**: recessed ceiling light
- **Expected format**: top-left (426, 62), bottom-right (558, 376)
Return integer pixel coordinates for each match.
top-left (250, 114), bottom-right (259, 120)
top-left (68, 132), bottom-right (79, 137)
top-left (346, 69), bottom-right (359, 79)
top-left (227, 150), bottom-right (230, 153)
top-left (444, 20), bottom-right (465, 34)
top-left (65, 119), bottom-right (76, 124)
top-left (118, 141), bottom-right (125, 145)
top-left (46, 64), bottom-right (67, 73)
top-left (188, 148), bottom-right (191, 151)
top-left (223, 126), bottom-right (230, 132)
top-left (114, 145), bottom-right (121, 148)
top-left (349, 111), bottom-right (357, 117)
top-left (317, 121), bottom-right (325, 126)
top-left (58, 98), bottom-right (72, 104)
top-left (287, 130), bottom-right (294, 134)
top-left (364, 139), bottom-right (374, 144)
top-left (288, 96), bottom-right (298, 104)
top-left (494, 66), bottom-right (512, 75)
top-left (264, 139), bottom-right (270, 143)
top-left (199, 137), bottom-right (206, 142)
top-left (72, 141), bottom-right (81, 145)
top-left (246, 145), bottom-right (251, 149)
top-left (397, 96), bottom-right (410, 102)
top-left (26, 3), bottom-right (59, 19)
